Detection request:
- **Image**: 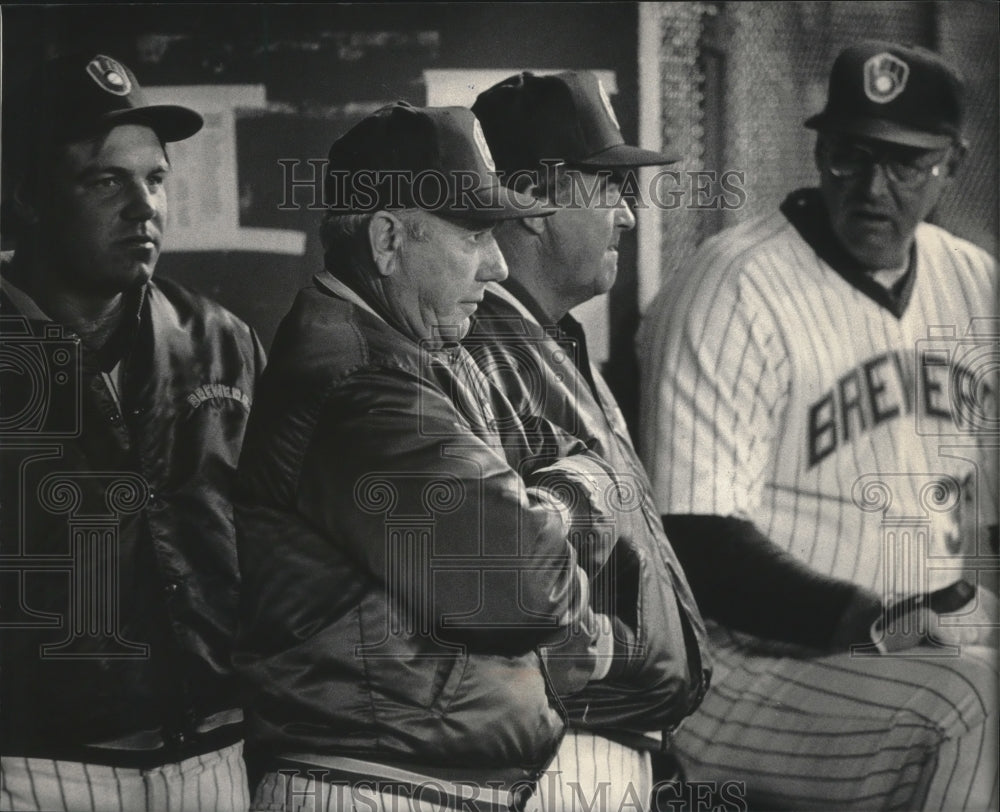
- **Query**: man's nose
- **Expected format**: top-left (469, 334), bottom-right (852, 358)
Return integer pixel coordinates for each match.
top-left (615, 194), bottom-right (637, 231)
top-left (860, 160), bottom-right (892, 198)
top-left (122, 180), bottom-right (159, 221)
top-left (478, 235), bottom-right (509, 282)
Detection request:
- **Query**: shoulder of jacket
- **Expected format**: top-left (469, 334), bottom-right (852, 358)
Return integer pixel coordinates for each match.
top-left (280, 287), bottom-right (430, 391)
top-left (148, 277), bottom-right (256, 342)
top-left (468, 291), bottom-right (541, 344)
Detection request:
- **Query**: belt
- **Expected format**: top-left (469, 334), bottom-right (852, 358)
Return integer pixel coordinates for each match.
top-left (32, 709), bottom-right (248, 769)
top-left (89, 708), bottom-right (244, 751)
top-left (272, 753), bottom-right (532, 812)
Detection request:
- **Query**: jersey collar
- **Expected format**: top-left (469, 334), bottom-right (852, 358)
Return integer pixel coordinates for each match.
top-left (781, 188), bottom-right (917, 319)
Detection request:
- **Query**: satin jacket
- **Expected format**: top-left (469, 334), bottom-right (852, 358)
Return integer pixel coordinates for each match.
top-left (234, 271), bottom-right (621, 786)
top-left (0, 259), bottom-right (264, 760)
top-left (465, 281), bottom-right (711, 749)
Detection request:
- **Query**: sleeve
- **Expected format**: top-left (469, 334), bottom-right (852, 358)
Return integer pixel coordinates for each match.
top-left (638, 250), bottom-right (789, 519)
top-left (295, 365), bottom-right (592, 653)
top-left (662, 514), bottom-right (879, 649)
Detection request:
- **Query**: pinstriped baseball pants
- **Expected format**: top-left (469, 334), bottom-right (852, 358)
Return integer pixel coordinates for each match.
top-left (526, 731), bottom-right (653, 812)
top-left (673, 629), bottom-right (998, 811)
top-left (0, 741), bottom-right (250, 812)
top-left (250, 733), bottom-right (651, 812)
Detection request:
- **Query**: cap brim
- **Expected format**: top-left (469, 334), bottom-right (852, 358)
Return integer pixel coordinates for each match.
top-left (572, 142), bottom-right (680, 168)
top-left (100, 104), bottom-right (204, 142)
top-left (804, 113), bottom-right (953, 149)
top-left (439, 184), bottom-right (556, 221)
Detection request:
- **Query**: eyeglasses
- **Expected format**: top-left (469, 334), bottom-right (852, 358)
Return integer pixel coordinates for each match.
top-left (824, 144), bottom-right (950, 186)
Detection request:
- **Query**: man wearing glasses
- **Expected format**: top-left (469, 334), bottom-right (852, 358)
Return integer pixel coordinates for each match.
top-left (638, 41), bottom-right (997, 810)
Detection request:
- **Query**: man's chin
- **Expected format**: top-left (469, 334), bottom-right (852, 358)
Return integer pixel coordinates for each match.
top-left (596, 265), bottom-right (619, 296)
top-left (846, 245), bottom-right (907, 272)
top-left (93, 263), bottom-right (156, 298)
top-left (130, 267), bottom-right (155, 288)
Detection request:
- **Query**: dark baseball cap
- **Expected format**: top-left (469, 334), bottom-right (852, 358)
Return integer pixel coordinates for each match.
top-left (13, 52), bottom-right (203, 147)
top-left (805, 40), bottom-right (964, 149)
top-left (324, 102), bottom-right (554, 221)
top-left (471, 71), bottom-right (679, 175)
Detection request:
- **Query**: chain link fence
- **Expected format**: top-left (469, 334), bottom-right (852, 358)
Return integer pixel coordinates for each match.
top-left (651, 0), bottom-right (997, 285)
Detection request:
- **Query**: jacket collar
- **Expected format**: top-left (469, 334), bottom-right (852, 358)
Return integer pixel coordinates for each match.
top-left (1, 252), bottom-right (147, 372)
top-left (315, 269), bottom-right (466, 357)
top-left (314, 270), bottom-right (386, 324)
top-left (484, 280), bottom-right (536, 324)
top-left (485, 280), bottom-right (599, 397)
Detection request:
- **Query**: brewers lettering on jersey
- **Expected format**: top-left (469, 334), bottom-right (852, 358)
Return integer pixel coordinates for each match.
top-left (638, 40), bottom-right (998, 811)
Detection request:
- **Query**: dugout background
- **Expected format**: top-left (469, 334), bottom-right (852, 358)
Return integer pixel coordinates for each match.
top-left (1, 2), bottom-right (997, 434)
top-left (642, 1), bottom-right (998, 298)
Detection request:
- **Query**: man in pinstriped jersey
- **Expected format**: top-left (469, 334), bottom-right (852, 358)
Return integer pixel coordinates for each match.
top-left (638, 40), bottom-right (997, 810)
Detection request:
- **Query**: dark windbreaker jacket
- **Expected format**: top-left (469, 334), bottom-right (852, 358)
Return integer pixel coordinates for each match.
top-left (465, 281), bottom-right (712, 746)
top-left (0, 262), bottom-right (264, 760)
top-left (234, 271), bottom-right (625, 787)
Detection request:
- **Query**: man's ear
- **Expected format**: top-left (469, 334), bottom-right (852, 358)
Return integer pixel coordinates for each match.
top-left (944, 140), bottom-right (967, 179)
top-left (514, 183), bottom-right (549, 236)
top-left (368, 211), bottom-right (403, 277)
top-left (518, 213), bottom-right (548, 236)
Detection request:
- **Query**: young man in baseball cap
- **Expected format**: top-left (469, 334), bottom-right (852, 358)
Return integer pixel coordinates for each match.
top-left (0, 53), bottom-right (264, 811)
top-left (234, 102), bottom-right (633, 811)
top-left (467, 71), bottom-right (711, 811)
top-left (638, 40), bottom-right (997, 809)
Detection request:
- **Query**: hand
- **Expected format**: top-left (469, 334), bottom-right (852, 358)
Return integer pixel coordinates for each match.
top-left (526, 455), bottom-right (621, 569)
top-left (930, 584), bottom-right (999, 650)
top-left (863, 585), bottom-right (998, 654)
top-left (539, 608), bottom-right (599, 696)
top-left (538, 568), bottom-right (604, 695)
top-left (588, 613), bottom-right (616, 682)
top-left (831, 589), bottom-right (941, 654)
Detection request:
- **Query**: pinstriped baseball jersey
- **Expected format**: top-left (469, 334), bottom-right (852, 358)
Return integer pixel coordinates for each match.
top-left (638, 195), bottom-right (997, 604)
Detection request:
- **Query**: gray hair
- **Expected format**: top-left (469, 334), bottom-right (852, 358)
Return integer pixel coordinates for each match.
top-left (319, 211), bottom-right (374, 272)
top-left (319, 209), bottom-right (432, 273)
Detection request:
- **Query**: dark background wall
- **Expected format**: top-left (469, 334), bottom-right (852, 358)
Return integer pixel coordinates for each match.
top-left (0, 2), bottom-right (641, 379)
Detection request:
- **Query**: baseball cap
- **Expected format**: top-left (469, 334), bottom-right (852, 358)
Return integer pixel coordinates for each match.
top-left (324, 102), bottom-right (554, 221)
top-left (471, 71), bottom-right (679, 174)
top-left (805, 40), bottom-right (964, 149)
top-left (15, 52), bottom-right (203, 147)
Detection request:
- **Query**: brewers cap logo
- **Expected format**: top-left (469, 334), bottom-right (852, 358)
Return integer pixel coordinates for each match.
top-left (863, 52), bottom-right (909, 104)
top-left (472, 118), bottom-right (496, 172)
top-left (597, 79), bottom-right (621, 130)
top-left (85, 55), bottom-right (132, 97)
